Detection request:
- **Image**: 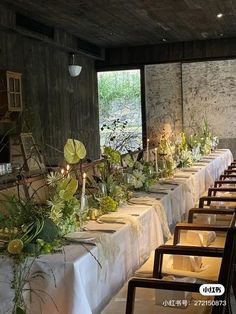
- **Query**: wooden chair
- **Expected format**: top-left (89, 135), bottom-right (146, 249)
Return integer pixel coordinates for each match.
top-left (187, 207), bottom-right (235, 223)
top-left (228, 165), bottom-right (236, 170)
top-left (214, 180), bottom-right (236, 187)
top-left (173, 208), bottom-right (236, 245)
top-left (219, 174), bottom-right (236, 181)
top-left (126, 223), bottom-right (236, 314)
top-left (199, 195), bottom-right (236, 208)
top-left (224, 169), bottom-right (236, 175)
top-left (208, 187), bottom-right (236, 197)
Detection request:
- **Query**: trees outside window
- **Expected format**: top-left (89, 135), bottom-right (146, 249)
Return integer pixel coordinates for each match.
top-left (98, 70), bottom-right (142, 153)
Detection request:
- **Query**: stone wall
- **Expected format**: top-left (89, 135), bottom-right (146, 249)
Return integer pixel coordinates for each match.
top-left (145, 63), bottom-right (183, 146)
top-left (182, 60), bottom-right (236, 155)
top-left (145, 60), bottom-right (236, 156)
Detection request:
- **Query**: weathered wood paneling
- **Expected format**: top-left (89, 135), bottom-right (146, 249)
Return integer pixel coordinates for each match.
top-left (0, 29), bottom-right (100, 165)
top-left (96, 38), bottom-right (236, 69)
top-left (3, 0), bottom-right (236, 47)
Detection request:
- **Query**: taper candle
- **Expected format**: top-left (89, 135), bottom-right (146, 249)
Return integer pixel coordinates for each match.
top-left (154, 147), bottom-right (158, 172)
top-left (81, 172), bottom-right (87, 210)
top-left (146, 138), bottom-right (150, 162)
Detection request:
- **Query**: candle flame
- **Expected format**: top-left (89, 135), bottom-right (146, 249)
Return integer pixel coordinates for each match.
top-left (61, 168), bottom-right (65, 175)
top-left (66, 164), bottom-right (70, 171)
top-left (83, 172), bottom-right (86, 179)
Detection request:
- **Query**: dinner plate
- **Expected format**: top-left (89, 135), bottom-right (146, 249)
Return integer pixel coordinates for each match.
top-left (65, 232), bottom-right (96, 242)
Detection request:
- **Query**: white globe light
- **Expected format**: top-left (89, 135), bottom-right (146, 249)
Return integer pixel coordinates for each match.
top-left (68, 65), bottom-right (82, 77)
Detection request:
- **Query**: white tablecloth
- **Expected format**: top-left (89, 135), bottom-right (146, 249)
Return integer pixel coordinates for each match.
top-left (0, 149), bottom-right (232, 314)
top-left (0, 205), bottom-right (163, 314)
top-left (131, 149), bottom-right (233, 232)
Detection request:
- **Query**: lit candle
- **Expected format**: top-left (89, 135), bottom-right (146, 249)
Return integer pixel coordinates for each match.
top-left (146, 138), bottom-right (150, 162)
top-left (61, 168), bottom-right (65, 175)
top-left (81, 172), bottom-right (86, 210)
top-left (155, 147), bottom-right (158, 172)
top-left (66, 164), bottom-right (70, 176)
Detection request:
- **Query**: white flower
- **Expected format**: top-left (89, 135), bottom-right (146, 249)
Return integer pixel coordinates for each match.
top-left (47, 198), bottom-right (64, 223)
top-left (47, 171), bottom-right (63, 187)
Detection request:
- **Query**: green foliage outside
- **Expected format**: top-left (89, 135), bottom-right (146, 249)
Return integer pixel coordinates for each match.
top-left (98, 70), bottom-right (142, 152)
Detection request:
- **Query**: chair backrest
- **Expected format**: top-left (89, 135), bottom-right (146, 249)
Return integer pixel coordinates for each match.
top-left (216, 224), bottom-right (236, 313)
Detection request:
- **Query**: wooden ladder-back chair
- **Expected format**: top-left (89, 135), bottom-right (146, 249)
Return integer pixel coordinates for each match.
top-left (126, 222), bottom-right (236, 314)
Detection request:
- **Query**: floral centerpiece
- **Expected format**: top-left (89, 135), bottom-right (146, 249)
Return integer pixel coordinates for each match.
top-left (157, 132), bottom-right (176, 176)
top-left (88, 146), bottom-right (131, 214)
top-left (174, 132), bottom-right (193, 168)
top-left (187, 134), bottom-right (202, 162)
top-left (0, 138), bottom-right (88, 313)
top-left (199, 120), bottom-right (219, 155)
top-left (123, 151), bottom-right (157, 191)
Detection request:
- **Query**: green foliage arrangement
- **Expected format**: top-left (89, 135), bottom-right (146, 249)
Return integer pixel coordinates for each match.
top-left (174, 132), bottom-right (193, 168)
top-left (0, 137), bottom-right (88, 313)
top-left (99, 196), bottom-right (118, 213)
top-left (103, 146), bottom-right (121, 166)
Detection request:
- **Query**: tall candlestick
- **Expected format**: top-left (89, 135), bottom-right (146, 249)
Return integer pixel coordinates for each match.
top-left (154, 147), bottom-right (158, 173)
top-left (81, 172), bottom-right (87, 210)
top-left (146, 138), bottom-right (150, 162)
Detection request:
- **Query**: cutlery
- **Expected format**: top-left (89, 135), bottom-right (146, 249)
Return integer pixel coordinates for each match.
top-left (84, 229), bottom-right (116, 233)
top-left (159, 182), bottom-right (179, 186)
top-left (147, 190), bottom-right (169, 194)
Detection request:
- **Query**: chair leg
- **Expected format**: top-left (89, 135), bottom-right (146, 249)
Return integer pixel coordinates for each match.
top-left (126, 281), bottom-right (136, 314)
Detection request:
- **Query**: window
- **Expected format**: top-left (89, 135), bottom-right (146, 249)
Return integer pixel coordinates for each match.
top-left (98, 69), bottom-right (142, 153)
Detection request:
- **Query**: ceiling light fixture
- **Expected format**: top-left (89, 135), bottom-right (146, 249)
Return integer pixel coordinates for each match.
top-left (217, 13), bottom-right (223, 18)
top-left (162, 38), bottom-right (167, 42)
top-left (68, 53), bottom-right (82, 77)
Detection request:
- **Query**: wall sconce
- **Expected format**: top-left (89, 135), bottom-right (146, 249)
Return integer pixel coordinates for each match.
top-left (68, 53), bottom-right (82, 77)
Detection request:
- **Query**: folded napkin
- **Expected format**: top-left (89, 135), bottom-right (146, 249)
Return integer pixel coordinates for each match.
top-left (129, 197), bottom-right (171, 239)
top-left (174, 173), bottom-right (193, 178)
top-left (128, 196), bottom-right (154, 206)
top-left (173, 254), bottom-right (203, 272)
top-left (155, 275), bottom-right (196, 308)
top-left (194, 213), bottom-right (216, 225)
top-left (185, 230), bottom-right (216, 247)
top-left (99, 213), bottom-right (140, 233)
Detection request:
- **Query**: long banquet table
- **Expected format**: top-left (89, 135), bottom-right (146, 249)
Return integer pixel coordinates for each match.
top-left (0, 149), bottom-right (233, 314)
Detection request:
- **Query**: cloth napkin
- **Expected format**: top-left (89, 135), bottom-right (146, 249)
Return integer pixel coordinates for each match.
top-left (98, 213), bottom-right (140, 233)
top-left (65, 231), bottom-right (119, 280)
top-left (128, 196), bottom-right (171, 239)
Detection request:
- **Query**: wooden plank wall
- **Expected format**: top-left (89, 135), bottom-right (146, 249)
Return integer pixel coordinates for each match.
top-left (96, 38), bottom-right (236, 69)
top-left (0, 4), bottom-right (100, 165)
